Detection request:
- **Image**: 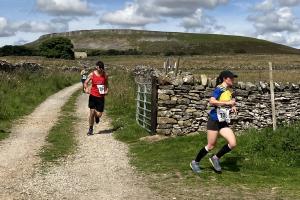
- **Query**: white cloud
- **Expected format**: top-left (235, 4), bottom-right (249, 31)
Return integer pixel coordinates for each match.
top-left (14, 39), bottom-right (29, 45)
top-left (248, 0), bottom-right (300, 48)
top-left (13, 19), bottom-right (69, 33)
top-left (100, 0), bottom-right (228, 29)
top-left (181, 9), bottom-right (225, 33)
top-left (36, 0), bottom-right (92, 16)
top-left (0, 17), bottom-right (15, 37)
top-left (0, 17), bottom-right (70, 38)
top-left (286, 34), bottom-right (300, 47)
top-left (257, 32), bottom-right (286, 44)
top-left (258, 32), bottom-right (300, 48)
top-left (255, 0), bottom-right (274, 11)
top-left (101, 3), bottom-right (159, 27)
top-left (248, 6), bottom-right (299, 34)
top-left (137, 0), bottom-right (229, 17)
top-left (255, 0), bottom-right (300, 9)
top-left (278, 0), bottom-right (300, 6)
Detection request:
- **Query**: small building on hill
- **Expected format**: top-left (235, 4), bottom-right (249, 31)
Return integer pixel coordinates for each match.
top-left (74, 52), bottom-right (87, 59)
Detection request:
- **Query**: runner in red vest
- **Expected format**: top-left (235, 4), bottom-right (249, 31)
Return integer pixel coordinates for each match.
top-left (84, 61), bottom-right (108, 135)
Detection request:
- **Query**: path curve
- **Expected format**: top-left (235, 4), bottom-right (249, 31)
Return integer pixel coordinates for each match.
top-left (18, 93), bottom-right (162, 199)
top-left (0, 83), bottom-right (81, 199)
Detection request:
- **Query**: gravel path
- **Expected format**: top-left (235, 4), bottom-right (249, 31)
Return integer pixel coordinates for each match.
top-left (0, 83), bottom-right (81, 200)
top-left (19, 93), bottom-right (161, 199)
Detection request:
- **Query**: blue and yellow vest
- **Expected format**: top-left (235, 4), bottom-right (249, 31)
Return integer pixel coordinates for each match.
top-left (209, 84), bottom-right (234, 121)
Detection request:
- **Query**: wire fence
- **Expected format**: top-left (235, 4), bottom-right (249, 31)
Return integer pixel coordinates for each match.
top-left (189, 68), bottom-right (300, 83)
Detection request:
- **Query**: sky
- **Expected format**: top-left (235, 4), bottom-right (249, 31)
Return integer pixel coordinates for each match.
top-left (1, 0), bottom-right (300, 48)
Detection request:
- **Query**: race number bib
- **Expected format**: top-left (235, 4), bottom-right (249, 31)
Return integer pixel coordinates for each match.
top-left (82, 75), bottom-right (87, 79)
top-left (97, 84), bottom-right (105, 95)
top-left (217, 108), bottom-right (231, 123)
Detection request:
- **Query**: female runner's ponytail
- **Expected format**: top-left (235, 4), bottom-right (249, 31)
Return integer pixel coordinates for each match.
top-left (216, 75), bottom-right (223, 86)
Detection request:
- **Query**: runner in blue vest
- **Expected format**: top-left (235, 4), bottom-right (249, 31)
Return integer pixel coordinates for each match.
top-left (190, 70), bottom-right (238, 173)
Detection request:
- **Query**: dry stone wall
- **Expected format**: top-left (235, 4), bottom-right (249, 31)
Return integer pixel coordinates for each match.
top-left (0, 60), bottom-right (42, 72)
top-left (156, 72), bottom-right (300, 136)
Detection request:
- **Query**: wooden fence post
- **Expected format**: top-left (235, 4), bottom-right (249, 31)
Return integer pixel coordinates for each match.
top-left (166, 58), bottom-right (170, 74)
top-left (175, 57), bottom-right (180, 76)
top-left (269, 62), bottom-right (277, 131)
top-left (151, 76), bottom-right (158, 134)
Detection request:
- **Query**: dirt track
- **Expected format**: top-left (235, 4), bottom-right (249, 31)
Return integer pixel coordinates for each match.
top-left (0, 88), bottom-right (160, 199)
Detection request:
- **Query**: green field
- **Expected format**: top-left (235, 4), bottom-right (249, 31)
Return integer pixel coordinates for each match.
top-left (3, 54), bottom-right (300, 83)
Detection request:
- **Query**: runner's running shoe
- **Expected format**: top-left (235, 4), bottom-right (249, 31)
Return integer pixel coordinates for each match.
top-left (190, 160), bottom-right (201, 174)
top-left (209, 157), bottom-right (222, 172)
top-left (87, 128), bottom-right (94, 136)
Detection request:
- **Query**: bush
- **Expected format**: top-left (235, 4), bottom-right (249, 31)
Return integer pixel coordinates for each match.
top-left (0, 45), bottom-right (36, 56)
top-left (39, 37), bottom-right (74, 59)
top-left (87, 48), bottom-right (142, 56)
top-left (164, 51), bottom-right (175, 56)
top-left (234, 48), bottom-right (247, 54)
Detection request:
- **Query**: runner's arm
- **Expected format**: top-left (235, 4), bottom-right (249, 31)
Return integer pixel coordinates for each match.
top-left (231, 97), bottom-right (238, 113)
top-left (209, 87), bottom-right (236, 107)
top-left (209, 97), bottom-right (235, 107)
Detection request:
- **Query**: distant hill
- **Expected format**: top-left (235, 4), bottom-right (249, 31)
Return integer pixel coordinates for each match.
top-left (27, 29), bottom-right (300, 55)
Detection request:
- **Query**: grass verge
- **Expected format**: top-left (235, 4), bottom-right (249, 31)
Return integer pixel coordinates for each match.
top-left (0, 70), bottom-right (79, 141)
top-left (39, 89), bottom-right (81, 165)
top-left (106, 69), bottom-right (300, 199)
top-left (106, 69), bottom-right (148, 143)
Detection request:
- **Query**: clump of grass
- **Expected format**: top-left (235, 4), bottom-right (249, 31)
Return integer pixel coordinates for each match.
top-left (129, 124), bottom-right (300, 197)
top-left (39, 90), bottom-right (81, 165)
top-left (106, 69), bottom-right (149, 143)
top-left (239, 125), bottom-right (300, 168)
top-left (0, 70), bottom-right (79, 140)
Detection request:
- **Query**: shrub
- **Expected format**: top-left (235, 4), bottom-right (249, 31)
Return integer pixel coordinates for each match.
top-left (87, 48), bottom-right (142, 56)
top-left (39, 37), bottom-right (74, 59)
top-left (0, 45), bottom-right (36, 56)
top-left (234, 48), bottom-right (247, 54)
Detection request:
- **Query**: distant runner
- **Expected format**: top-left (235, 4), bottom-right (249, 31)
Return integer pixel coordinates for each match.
top-left (80, 65), bottom-right (89, 93)
top-left (84, 61), bottom-right (108, 135)
top-left (190, 70), bottom-right (238, 173)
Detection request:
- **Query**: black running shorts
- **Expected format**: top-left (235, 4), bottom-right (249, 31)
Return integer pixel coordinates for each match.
top-left (88, 95), bottom-right (105, 112)
top-left (207, 118), bottom-right (229, 131)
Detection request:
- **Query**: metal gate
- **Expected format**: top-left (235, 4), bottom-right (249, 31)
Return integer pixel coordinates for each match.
top-left (135, 76), bottom-right (157, 134)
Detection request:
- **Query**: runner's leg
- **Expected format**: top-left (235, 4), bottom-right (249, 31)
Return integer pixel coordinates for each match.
top-left (215, 127), bottom-right (236, 159)
top-left (89, 109), bottom-right (95, 128)
top-left (194, 130), bottom-right (218, 162)
top-left (95, 111), bottom-right (103, 118)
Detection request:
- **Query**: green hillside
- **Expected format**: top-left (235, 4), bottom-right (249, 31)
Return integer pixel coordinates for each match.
top-left (27, 29), bottom-right (300, 55)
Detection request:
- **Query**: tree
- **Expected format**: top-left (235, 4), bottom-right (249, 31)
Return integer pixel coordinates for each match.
top-left (39, 37), bottom-right (74, 59)
top-left (0, 45), bottom-right (35, 56)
